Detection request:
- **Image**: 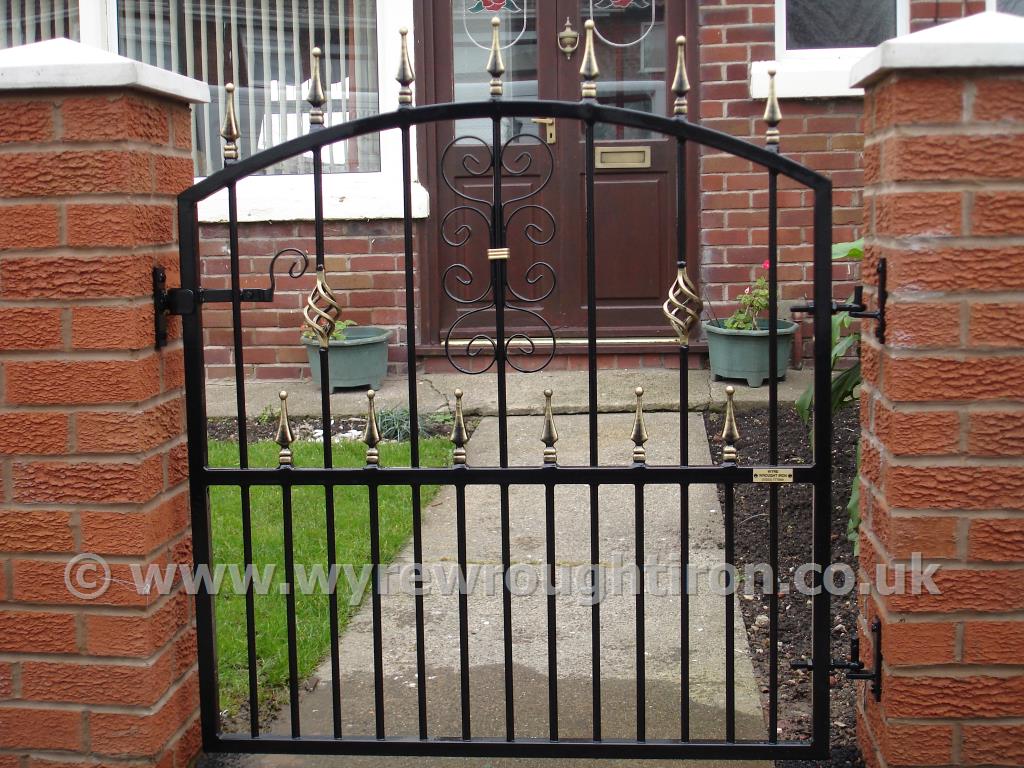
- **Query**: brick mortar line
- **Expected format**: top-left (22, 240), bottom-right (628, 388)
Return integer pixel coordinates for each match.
top-left (0, 624), bottom-right (195, 668)
top-left (884, 664), bottom-right (1024, 677)
top-left (6, 434), bottom-right (186, 467)
top-left (0, 585), bottom-right (184, 619)
top-left (864, 384), bottom-right (1024, 414)
top-left (864, 180), bottom-right (1024, 195)
top-left (0, 141), bottom-right (194, 159)
top-left (879, 453), bottom-right (1024, 468)
top-left (865, 122), bottom-right (1024, 145)
top-left (0, 388), bottom-right (183, 416)
top-left (871, 346), bottom-right (1024, 360)
top-left (0, 195), bottom-right (179, 206)
top-left (0, 348), bottom-right (172, 362)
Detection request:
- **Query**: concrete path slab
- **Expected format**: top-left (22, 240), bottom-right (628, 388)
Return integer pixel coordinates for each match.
top-left (205, 368), bottom-right (813, 419)
top-left (230, 413), bottom-right (768, 768)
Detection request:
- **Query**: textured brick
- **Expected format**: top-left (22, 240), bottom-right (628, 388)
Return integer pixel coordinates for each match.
top-left (12, 557), bottom-right (162, 608)
top-left (886, 464), bottom-right (1024, 510)
top-left (872, 504), bottom-right (959, 559)
top-left (154, 154), bottom-right (194, 195)
top-left (0, 203), bottom-right (59, 250)
top-left (0, 253), bottom-right (161, 299)
top-left (80, 492), bottom-right (188, 556)
top-left (969, 518), bottom-right (1024, 562)
top-left (885, 246), bottom-right (1024, 292)
top-left (66, 204), bottom-right (174, 248)
top-left (874, 405), bottom-right (959, 456)
top-left (5, 357), bottom-right (161, 406)
top-left (76, 399), bottom-right (183, 454)
top-left (974, 77), bottom-right (1024, 121)
top-left (85, 591), bottom-right (190, 658)
top-left (973, 192), bottom-right (1024, 236)
top-left (0, 307), bottom-right (63, 350)
top-left (0, 151), bottom-right (151, 197)
top-left (886, 568), bottom-right (1024, 613)
top-left (90, 673), bottom-right (198, 757)
top-left (884, 355), bottom-right (1024, 402)
top-left (0, 610), bottom-right (77, 653)
top-left (880, 134), bottom-right (1024, 182)
top-left (886, 302), bottom-right (961, 348)
top-left (869, 75), bottom-right (964, 130)
top-left (71, 305), bottom-right (156, 351)
top-left (964, 621), bottom-right (1024, 664)
top-left (0, 99), bottom-right (53, 143)
top-left (875, 192), bottom-right (962, 237)
top-left (0, 412), bottom-right (69, 455)
top-left (881, 621), bottom-right (956, 666)
top-left (886, 674), bottom-right (1024, 718)
top-left (968, 411), bottom-right (1024, 456)
top-left (0, 707), bottom-right (81, 750)
top-left (970, 302), bottom-right (1024, 347)
top-left (13, 456), bottom-right (164, 504)
top-left (0, 510), bottom-right (73, 552)
top-left (61, 93), bottom-right (169, 145)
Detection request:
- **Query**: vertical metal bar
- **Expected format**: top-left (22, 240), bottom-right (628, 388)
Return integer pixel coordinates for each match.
top-left (455, 480), bottom-right (472, 740)
top-left (724, 481), bottom-right (736, 743)
top-left (545, 480), bottom-right (558, 742)
top-left (767, 167), bottom-right (780, 743)
top-left (290, 0), bottom-right (302, 148)
top-left (491, 114), bottom-right (515, 742)
top-left (584, 119), bottom-right (602, 742)
top-left (401, 124), bottom-right (429, 739)
top-left (313, 147), bottom-right (343, 739)
top-left (180, 201), bottom-right (220, 749)
top-left (244, 0), bottom-right (256, 157)
top-left (675, 134), bottom-right (691, 743)
top-left (260, 0), bottom-right (271, 156)
top-left (155, 0), bottom-right (165, 67)
top-left (635, 482), bottom-right (646, 742)
top-left (227, 184), bottom-right (260, 737)
top-left (170, 0), bottom-right (180, 75)
top-left (811, 182), bottom-right (834, 754)
top-left (275, 0), bottom-right (286, 167)
top-left (281, 482), bottom-right (301, 737)
top-left (368, 481), bottom-right (386, 739)
top-left (198, 0), bottom-right (212, 173)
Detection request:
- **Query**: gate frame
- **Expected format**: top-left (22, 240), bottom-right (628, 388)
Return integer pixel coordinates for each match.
top-left (174, 30), bottom-right (835, 763)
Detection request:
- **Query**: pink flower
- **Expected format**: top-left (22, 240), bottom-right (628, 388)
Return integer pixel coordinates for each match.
top-left (762, 259), bottom-right (770, 270)
top-left (744, 287), bottom-right (750, 294)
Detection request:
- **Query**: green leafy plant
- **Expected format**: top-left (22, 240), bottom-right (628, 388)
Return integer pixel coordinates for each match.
top-left (794, 238), bottom-right (864, 548)
top-left (377, 406), bottom-right (413, 441)
top-left (724, 260), bottom-right (771, 331)
top-left (300, 319), bottom-right (356, 343)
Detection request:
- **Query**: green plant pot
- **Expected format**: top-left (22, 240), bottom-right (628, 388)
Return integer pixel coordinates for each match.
top-left (302, 327), bottom-right (391, 391)
top-left (704, 319), bottom-right (797, 388)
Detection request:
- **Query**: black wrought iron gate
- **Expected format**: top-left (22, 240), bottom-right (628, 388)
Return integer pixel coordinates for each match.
top-left (166, 20), bottom-right (840, 762)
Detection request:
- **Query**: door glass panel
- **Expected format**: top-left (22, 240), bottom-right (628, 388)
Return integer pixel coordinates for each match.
top-left (581, 0), bottom-right (665, 140)
top-left (452, 0), bottom-right (539, 143)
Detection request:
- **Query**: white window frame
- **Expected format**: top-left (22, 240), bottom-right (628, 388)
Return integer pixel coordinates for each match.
top-left (751, 0), bottom-right (910, 100)
top-left (77, 0), bottom-right (428, 222)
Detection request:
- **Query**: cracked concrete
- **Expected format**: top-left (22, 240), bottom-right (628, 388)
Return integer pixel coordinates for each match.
top-left (205, 368), bottom-right (814, 420)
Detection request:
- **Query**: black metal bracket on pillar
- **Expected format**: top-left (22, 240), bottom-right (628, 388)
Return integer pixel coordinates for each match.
top-left (791, 257), bottom-right (887, 343)
top-left (791, 618), bottom-right (882, 701)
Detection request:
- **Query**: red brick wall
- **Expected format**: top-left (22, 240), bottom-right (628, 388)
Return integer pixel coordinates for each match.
top-left (198, 219), bottom-right (420, 379)
top-left (697, 0), bottom-right (987, 358)
top-left (857, 69), bottom-right (1024, 768)
top-left (0, 90), bottom-right (199, 767)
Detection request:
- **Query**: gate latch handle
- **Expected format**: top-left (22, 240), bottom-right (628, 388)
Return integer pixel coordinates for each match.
top-left (790, 258), bottom-right (887, 343)
top-left (789, 619), bottom-right (882, 701)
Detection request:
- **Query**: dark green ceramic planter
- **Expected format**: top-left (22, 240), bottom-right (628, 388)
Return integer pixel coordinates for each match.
top-left (704, 319), bottom-right (797, 388)
top-left (302, 327), bottom-right (391, 391)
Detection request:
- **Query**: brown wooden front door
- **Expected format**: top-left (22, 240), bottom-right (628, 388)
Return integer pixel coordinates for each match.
top-left (420, 0), bottom-right (698, 346)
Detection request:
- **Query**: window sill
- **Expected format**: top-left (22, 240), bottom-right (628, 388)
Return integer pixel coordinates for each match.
top-left (750, 58), bottom-right (866, 100)
top-left (197, 173), bottom-right (431, 223)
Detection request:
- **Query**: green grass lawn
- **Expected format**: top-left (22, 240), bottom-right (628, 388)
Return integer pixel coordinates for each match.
top-left (207, 437), bottom-right (451, 718)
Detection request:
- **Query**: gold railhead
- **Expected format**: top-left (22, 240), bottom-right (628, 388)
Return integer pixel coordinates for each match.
top-left (368, 389), bottom-right (376, 400)
top-left (279, 389), bottom-right (287, 401)
top-left (635, 386), bottom-right (644, 397)
top-left (544, 388), bottom-right (553, 398)
top-left (455, 388), bottom-right (464, 399)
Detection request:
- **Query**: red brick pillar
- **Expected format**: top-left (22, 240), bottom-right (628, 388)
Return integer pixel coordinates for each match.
top-left (0, 42), bottom-right (206, 767)
top-left (854, 15), bottom-right (1024, 768)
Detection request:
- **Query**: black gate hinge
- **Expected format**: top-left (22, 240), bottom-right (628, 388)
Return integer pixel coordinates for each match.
top-left (790, 619), bottom-right (882, 701)
top-left (153, 267), bottom-right (197, 349)
top-left (791, 258), bottom-right (887, 344)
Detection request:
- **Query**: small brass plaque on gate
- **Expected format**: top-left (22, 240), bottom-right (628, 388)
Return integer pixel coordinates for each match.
top-left (753, 468), bottom-right (794, 484)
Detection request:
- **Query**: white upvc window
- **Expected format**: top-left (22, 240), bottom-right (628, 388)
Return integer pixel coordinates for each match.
top-left (751, 0), bottom-right (910, 100)
top-left (986, 0), bottom-right (1024, 13)
top-left (4, 0), bottom-right (426, 221)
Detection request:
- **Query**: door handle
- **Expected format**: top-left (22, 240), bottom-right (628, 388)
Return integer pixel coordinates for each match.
top-left (531, 118), bottom-right (556, 145)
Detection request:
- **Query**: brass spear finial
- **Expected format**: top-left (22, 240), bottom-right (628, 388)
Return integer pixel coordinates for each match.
top-left (630, 386), bottom-right (649, 464)
top-left (764, 66), bottom-right (782, 148)
top-left (721, 385), bottom-right (739, 464)
top-left (303, 266), bottom-right (341, 349)
top-left (672, 36), bottom-right (690, 117)
top-left (363, 390), bottom-right (381, 466)
top-left (396, 27), bottom-right (415, 106)
top-left (276, 390), bottom-right (295, 466)
top-left (486, 17), bottom-right (505, 98)
top-left (580, 19), bottom-right (599, 100)
top-left (541, 389), bottom-right (558, 465)
top-left (221, 83), bottom-right (241, 162)
top-left (451, 389), bottom-right (468, 466)
top-left (307, 46), bottom-right (326, 127)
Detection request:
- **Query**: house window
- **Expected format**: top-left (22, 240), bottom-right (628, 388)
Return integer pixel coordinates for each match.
top-left (750, 0), bottom-right (909, 99)
top-left (0, 1), bottom-right (79, 44)
top-left (987, 0), bottom-right (1024, 14)
top-left (116, 1), bottom-right (380, 176)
